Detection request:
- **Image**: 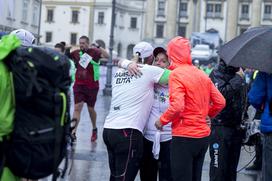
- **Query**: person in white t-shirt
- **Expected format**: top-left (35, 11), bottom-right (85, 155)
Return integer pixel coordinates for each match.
top-left (140, 47), bottom-right (172, 181)
top-left (103, 42), bottom-right (170, 181)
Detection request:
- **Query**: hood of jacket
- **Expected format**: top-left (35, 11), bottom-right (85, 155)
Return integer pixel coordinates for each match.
top-left (167, 36), bottom-right (192, 70)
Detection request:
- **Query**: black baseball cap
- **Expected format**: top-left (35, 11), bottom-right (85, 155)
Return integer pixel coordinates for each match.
top-left (153, 47), bottom-right (167, 57)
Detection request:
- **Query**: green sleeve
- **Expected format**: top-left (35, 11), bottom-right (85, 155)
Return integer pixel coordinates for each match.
top-left (0, 63), bottom-right (15, 141)
top-left (0, 35), bottom-right (19, 141)
top-left (0, 167), bottom-right (20, 181)
top-left (158, 69), bottom-right (171, 84)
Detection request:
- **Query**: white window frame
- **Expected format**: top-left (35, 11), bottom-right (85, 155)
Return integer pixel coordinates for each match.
top-left (263, 3), bottom-right (272, 20)
top-left (22, 0), bottom-right (29, 22)
top-left (157, 0), bottom-right (166, 17)
top-left (240, 3), bottom-right (250, 20)
top-left (206, 2), bottom-right (222, 18)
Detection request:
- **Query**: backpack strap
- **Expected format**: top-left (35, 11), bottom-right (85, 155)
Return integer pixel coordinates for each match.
top-left (52, 92), bottom-right (69, 181)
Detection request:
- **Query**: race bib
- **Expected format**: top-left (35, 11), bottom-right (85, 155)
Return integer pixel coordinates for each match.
top-left (79, 53), bottom-right (93, 69)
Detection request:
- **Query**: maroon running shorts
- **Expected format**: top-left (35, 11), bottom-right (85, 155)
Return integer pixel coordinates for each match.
top-left (73, 84), bottom-right (99, 107)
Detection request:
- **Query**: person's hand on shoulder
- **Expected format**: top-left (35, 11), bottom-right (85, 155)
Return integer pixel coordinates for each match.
top-left (127, 61), bottom-right (142, 77)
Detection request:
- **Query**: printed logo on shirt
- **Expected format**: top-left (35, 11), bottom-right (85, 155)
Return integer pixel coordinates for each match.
top-left (154, 89), bottom-right (169, 103)
top-left (114, 71), bottom-right (136, 85)
top-left (213, 143), bottom-right (219, 168)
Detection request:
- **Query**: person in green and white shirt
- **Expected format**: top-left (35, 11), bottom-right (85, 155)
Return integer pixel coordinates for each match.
top-left (140, 47), bottom-right (173, 181)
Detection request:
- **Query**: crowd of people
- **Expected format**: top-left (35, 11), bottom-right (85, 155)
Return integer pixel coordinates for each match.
top-left (0, 28), bottom-right (271, 181)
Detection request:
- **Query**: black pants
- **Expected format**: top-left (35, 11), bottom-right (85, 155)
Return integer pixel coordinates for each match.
top-left (140, 137), bottom-right (172, 181)
top-left (171, 136), bottom-right (209, 181)
top-left (103, 128), bottom-right (143, 181)
top-left (209, 126), bottom-right (243, 181)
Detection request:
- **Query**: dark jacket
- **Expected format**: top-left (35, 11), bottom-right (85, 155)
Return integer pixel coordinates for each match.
top-left (209, 63), bottom-right (246, 127)
top-left (248, 72), bottom-right (272, 133)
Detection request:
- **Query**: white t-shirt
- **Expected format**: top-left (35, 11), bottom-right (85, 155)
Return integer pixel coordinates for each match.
top-left (104, 65), bottom-right (165, 133)
top-left (144, 84), bottom-right (172, 142)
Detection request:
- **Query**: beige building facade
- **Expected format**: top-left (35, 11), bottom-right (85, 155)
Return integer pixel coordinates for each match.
top-left (40, 0), bottom-right (95, 46)
top-left (0, 0), bottom-right (41, 37)
top-left (144, 0), bottom-right (272, 43)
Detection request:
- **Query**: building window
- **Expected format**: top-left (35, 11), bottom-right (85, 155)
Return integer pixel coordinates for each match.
top-left (240, 4), bottom-right (249, 20)
top-left (157, 0), bottom-right (165, 17)
top-left (32, 4), bottom-right (39, 25)
top-left (70, 33), bottom-right (77, 45)
top-left (130, 17), bottom-right (137, 29)
top-left (206, 3), bottom-right (222, 18)
top-left (179, 2), bottom-right (188, 17)
top-left (215, 4), bottom-right (221, 17)
top-left (98, 12), bottom-right (104, 24)
top-left (45, 32), bottom-right (52, 42)
top-left (156, 24), bottom-right (164, 38)
top-left (47, 9), bottom-right (54, 22)
top-left (71, 10), bottom-right (79, 23)
top-left (22, 0), bottom-right (28, 22)
top-left (178, 26), bottom-right (186, 37)
top-left (264, 4), bottom-right (272, 20)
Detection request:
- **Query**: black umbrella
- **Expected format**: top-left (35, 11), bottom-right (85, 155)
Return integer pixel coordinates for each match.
top-left (219, 27), bottom-right (272, 73)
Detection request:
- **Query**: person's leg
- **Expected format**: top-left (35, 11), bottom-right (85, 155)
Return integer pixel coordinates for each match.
top-left (86, 88), bottom-right (99, 141)
top-left (71, 101), bottom-right (84, 140)
top-left (192, 137), bottom-right (209, 181)
top-left (87, 106), bottom-right (97, 128)
top-left (262, 133), bottom-right (272, 181)
top-left (140, 137), bottom-right (158, 181)
top-left (103, 128), bottom-right (116, 181)
top-left (228, 129), bottom-right (243, 181)
top-left (158, 140), bottom-right (172, 181)
top-left (171, 137), bottom-right (193, 181)
top-left (87, 106), bottom-right (98, 141)
top-left (209, 126), bottom-right (230, 181)
top-left (115, 129), bottom-right (143, 181)
top-left (71, 85), bottom-right (85, 140)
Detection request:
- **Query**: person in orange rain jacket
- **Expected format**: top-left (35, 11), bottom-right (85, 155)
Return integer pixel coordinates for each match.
top-left (155, 36), bottom-right (226, 181)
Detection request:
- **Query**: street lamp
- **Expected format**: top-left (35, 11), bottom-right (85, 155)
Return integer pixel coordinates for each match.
top-left (103, 0), bottom-right (116, 96)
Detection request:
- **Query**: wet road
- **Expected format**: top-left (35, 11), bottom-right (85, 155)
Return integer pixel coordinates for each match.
top-left (43, 66), bottom-right (261, 181)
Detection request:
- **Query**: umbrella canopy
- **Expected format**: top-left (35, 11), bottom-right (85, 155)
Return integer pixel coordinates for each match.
top-left (219, 27), bottom-right (272, 73)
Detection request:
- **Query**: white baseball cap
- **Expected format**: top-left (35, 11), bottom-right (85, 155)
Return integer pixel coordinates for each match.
top-left (10, 29), bottom-right (35, 46)
top-left (133, 42), bottom-right (153, 59)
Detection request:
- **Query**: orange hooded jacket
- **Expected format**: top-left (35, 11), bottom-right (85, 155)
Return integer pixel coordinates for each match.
top-left (160, 37), bottom-right (226, 138)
